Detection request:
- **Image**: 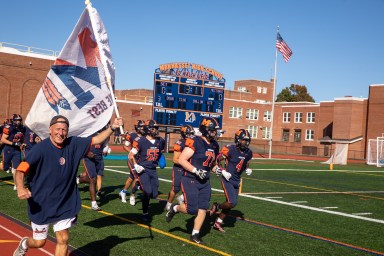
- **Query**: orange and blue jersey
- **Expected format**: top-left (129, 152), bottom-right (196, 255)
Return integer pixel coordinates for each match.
top-left (221, 144), bottom-right (253, 184)
top-left (183, 135), bottom-right (219, 180)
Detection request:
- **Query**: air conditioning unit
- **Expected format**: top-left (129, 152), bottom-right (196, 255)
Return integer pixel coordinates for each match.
top-left (238, 87), bottom-right (247, 92)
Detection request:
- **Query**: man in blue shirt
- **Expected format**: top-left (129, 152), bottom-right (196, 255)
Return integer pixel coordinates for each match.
top-left (13, 115), bottom-right (123, 256)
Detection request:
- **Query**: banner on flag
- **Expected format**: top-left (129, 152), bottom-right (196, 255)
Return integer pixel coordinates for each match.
top-left (26, 5), bottom-right (115, 139)
top-left (276, 32), bottom-right (292, 62)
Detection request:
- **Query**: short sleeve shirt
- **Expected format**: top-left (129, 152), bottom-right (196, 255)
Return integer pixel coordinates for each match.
top-left (24, 136), bottom-right (92, 224)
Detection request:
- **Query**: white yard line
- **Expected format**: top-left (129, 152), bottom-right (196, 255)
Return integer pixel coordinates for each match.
top-left (105, 168), bottom-right (384, 225)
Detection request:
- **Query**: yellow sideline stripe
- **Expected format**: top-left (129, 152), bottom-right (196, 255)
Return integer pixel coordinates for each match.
top-left (82, 205), bottom-right (232, 256)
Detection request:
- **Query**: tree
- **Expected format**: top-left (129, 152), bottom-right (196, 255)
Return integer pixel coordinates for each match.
top-left (276, 84), bottom-right (315, 102)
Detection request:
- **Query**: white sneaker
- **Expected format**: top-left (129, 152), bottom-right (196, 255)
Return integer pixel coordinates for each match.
top-left (177, 194), bottom-right (185, 204)
top-left (129, 194), bottom-right (135, 206)
top-left (119, 191), bottom-right (127, 203)
top-left (13, 185), bottom-right (17, 191)
top-left (91, 205), bottom-right (101, 211)
top-left (13, 237), bottom-right (28, 256)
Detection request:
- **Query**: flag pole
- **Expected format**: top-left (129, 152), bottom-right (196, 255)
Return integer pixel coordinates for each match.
top-left (268, 27), bottom-right (279, 159)
top-left (85, 0), bottom-right (124, 134)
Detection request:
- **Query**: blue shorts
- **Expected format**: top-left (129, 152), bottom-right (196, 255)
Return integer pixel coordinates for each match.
top-left (137, 168), bottom-right (158, 199)
top-left (127, 161), bottom-right (138, 180)
top-left (2, 145), bottom-right (21, 171)
top-left (171, 165), bottom-right (184, 193)
top-left (181, 176), bottom-right (211, 215)
top-left (83, 158), bottom-right (104, 179)
top-left (221, 178), bottom-right (239, 207)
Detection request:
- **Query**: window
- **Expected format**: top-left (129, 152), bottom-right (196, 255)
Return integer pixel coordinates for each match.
top-left (294, 129), bottom-right (302, 142)
top-left (262, 87), bottom-right (267, 94)
top-left (262, 127), bottom-right (271, 139)
top-left (263, 111), bottom-right (271, 122)
top-left (306, 130), bottom-right (314, 141)
top-left (247, 125), bottom-right (258, 138)
top-left (257, 86), bottom-right (262, 93)
top-left (246, 109), bottom-right (258, 120)
top-left (282, 129), bottom-right (290, 142)
top-left (229, 106), bottom-right (243, 118)
top-left (283, 112), bottom-right (291, 123)
top-left (307, 112), bottom-right (315, 123)
top-left (294, 112), bottom-right (303, 123)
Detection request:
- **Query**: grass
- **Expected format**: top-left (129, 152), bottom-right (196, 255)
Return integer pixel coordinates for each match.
top-left (1, 155), bottom-right (384, 255)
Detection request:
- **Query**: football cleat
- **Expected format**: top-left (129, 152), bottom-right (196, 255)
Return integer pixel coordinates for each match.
top-left (129, 194), bottom-right (136, 206)
top-left (91, 205), bottom-right (102, 211)
top-left (13, 237), bottom-right (28, 256)
top-left (119, 191), bottom-right (127, 203)
top-left (209, 202), bottom-right (219, 216)
top-left (213, 222), bottom-right (226, 233)
top-left (190, 234), bottom-right (204, 244)
top-left (165, 203), bottom-right (178, 223)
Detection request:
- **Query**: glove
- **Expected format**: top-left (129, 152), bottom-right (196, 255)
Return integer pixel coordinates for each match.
top-left (12, 142), bottom-right (21, 148)
top-left (124, 140), bottom-right (131, 147)
top-left (159, 154), bottom-right (166, 169)
top-left (222, 170), bottom-right (232, 181)
top-left (212, 165), bottom-right (223, 175)
top-left (192, 168), bottom-right (207, 180)
top-left (245, 168), bottom-right (252, 175)
top-left (134, 164), bottom-right (145, 173)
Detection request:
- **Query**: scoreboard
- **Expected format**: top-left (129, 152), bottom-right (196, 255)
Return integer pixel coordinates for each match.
top-left (153, 63), bottom-right (225, 129)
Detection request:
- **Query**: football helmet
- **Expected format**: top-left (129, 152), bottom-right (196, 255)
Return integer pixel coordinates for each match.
top-left (234, 129), bottom-right (251, 151)
top-left (180, 125), bottom-right (195, 139)
top-left (199, 117), bottom-right (219, 141)
top-left (144, 119), bottom-right (159, 137)
top-left (134, 120), bottom-right (145, 135)
top-left (11, 114), bottom-right (22, 127)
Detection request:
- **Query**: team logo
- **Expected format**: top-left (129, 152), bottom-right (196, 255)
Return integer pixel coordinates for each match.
top-left (34, 227), bottom-right (47, 234)
top-left (185, 112), bottom-right (196, 123)
top-left (43, 27), bottom-right (102, 114)
top-left (59, 157), bottom-right (66, 165)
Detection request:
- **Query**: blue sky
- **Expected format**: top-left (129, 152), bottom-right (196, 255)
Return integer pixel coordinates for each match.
top-left (1, 0), bottom-right (383, 102)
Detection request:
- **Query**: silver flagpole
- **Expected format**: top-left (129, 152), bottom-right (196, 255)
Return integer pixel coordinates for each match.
top-left (268, 27), bottom-right (279, 159)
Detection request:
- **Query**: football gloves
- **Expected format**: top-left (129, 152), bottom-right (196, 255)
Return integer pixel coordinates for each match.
top-left (134, 164), bottom-right (145, 173)
top-left (245, 168), bottom-right (252, 175)
top-left (192, 168), bottom-right (207, 180)
top-left (222, 170), bottom-right (232, 181)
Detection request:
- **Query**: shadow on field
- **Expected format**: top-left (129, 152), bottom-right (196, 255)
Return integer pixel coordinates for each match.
top-left (70, 235), bottom-right (148, 256)
top-left (208, 209), bottom-right (244, 230)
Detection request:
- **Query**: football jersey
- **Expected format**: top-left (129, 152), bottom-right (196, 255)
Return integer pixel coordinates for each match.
top-left (88, 132), bottom-right (109, 160)
top-left (221, 144), bottom-right (253, 183)
top-left (173, 138), bottom-right (186, 168)
top-left (132, 136), bottom-right (165, 169)
top-left (24, 127), bottom-right (39, 151)
top-left (184, 135), bottom-right (220, 179)
top-left (3, 124), bottom-right (25, 150)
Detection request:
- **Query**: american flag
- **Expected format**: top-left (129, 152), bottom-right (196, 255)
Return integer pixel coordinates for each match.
top-left (276, 32), bottom-right (292, 62)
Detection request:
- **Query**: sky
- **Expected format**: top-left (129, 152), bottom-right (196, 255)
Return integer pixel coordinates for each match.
top-left (1, 0), bottom-right (383, 102)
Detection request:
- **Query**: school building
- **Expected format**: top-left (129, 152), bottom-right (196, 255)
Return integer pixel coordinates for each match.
top-left (1, 43), bottom-right (383, 160)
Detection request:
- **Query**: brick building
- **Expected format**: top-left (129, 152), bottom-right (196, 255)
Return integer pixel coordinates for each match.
top-left (1, 44), bottom-right (383, 160)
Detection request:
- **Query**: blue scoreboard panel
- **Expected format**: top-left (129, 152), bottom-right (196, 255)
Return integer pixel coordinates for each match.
top-left (153, 73), bottom-right (225, 128)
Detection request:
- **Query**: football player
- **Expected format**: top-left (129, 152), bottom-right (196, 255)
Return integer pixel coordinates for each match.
top-left (166, 117), bottom-right (220, 244)
top-left (165, 125), bottom-right (195, 211)
top-left (21, 126), bottom-right (42, 158)
top-left (77, 124), bottom-right (110, 211)
top-left (128, 119), bottom-right (165, 222)
top-left (119, 120), bottom-right (145, 205)
top-left (1, 114), bottom-right (25, 188)
top-left (209, 129), bottom-right (253, 232)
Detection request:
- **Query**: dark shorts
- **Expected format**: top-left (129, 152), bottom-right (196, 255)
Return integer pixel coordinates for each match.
top-left (137, 168), bottom-right (158, 199)
top-left (171, 166), bottom-right (184, 193)
top-left (83, 158), bottom-right (104, 179)
top-left (221, 178), bottom-right (239, 207)
top-left (2, 145), bottom-right (21, 170)
top-left (181, 175), bottom-right (211, 215)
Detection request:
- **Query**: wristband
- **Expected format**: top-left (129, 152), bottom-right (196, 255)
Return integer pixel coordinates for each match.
top-left (110, 125), bottom-right (116, 132)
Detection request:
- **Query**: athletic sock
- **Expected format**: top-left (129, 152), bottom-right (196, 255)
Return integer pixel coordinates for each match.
top-left (216, 217), bottom-right (223, 224)
top-left (192, 230), bottom-right (199, 236)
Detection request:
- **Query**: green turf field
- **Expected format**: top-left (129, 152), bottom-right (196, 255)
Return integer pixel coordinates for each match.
top-left (1, 155), bottom-right (384, 255)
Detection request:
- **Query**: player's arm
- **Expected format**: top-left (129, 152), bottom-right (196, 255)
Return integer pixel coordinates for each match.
top-left (172, 151), bottom-right (181, 165)
top-left (15, 162), bottom-right (32, 199)
top-left (178, 147), bottom-right (195, 172)
top-left (1, 131), bottom-right (12, 146)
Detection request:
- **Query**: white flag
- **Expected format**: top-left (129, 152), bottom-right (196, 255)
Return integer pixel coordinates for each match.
top-left (26, 5), bottom-right (115, 139)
